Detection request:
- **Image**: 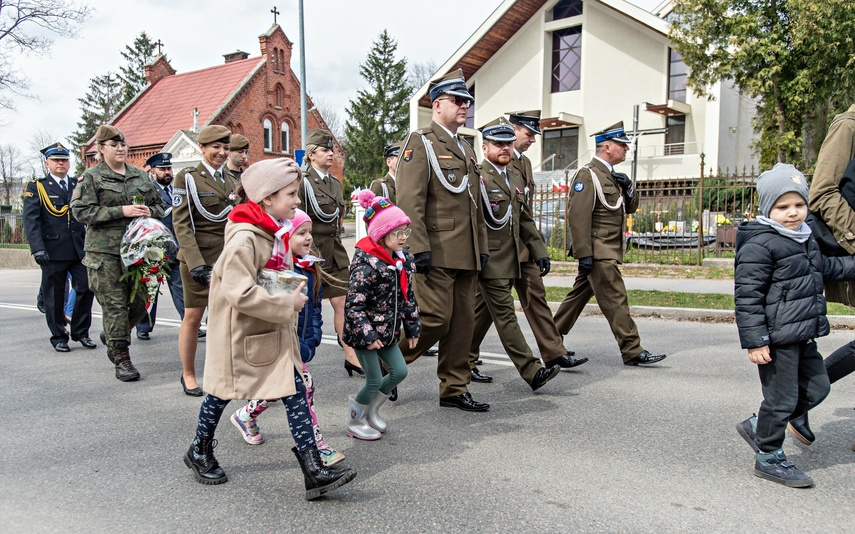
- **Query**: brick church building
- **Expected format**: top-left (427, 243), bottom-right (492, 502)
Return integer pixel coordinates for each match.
top-left (82, 23), bottom-right (344, 177)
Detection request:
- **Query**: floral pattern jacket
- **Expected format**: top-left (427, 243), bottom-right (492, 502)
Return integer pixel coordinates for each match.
top-left (343, 247), bottom-right (420, 349)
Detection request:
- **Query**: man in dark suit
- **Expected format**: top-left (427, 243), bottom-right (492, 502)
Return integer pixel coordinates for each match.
top-left (135, 152), bottom-right (186, 340)
top-left (23, 143), bottom-right (95, 352)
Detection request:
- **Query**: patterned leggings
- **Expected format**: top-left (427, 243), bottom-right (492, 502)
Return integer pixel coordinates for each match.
top-left (195, 369), bottom-right (316, 451)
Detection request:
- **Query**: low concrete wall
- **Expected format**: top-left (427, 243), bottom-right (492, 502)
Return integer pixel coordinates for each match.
top-left (0, 248), bottom-right (37, 269)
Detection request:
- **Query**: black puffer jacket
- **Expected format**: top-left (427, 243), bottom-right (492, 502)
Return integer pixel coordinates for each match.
top-left (735, 221), bottom-right (855, 349)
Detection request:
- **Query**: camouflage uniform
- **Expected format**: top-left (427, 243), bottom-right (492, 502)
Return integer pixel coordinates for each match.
top-left (70, 161), bottom-right (164, 350)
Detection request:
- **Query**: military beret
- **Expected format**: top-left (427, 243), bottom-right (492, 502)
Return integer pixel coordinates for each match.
top-left (40, 142), bottom-right (70, 160)
top-left (197, 125), bottom-right (231, 145)
top-left (429, 68), bottom-right (474, 103)
top-left (479, 117), bottom-right (516, 143)
top-left (95, 125), bottom-right (125, 143)
top-left (146, 152), bottom-right (173, 168)
top-left (306, 129), bottom-right (334, 149)
top-left (383, 143), bottom-right (401, 159)
top-left (229, 134), bottom-right (249, 150)
top-left (592, 121), bottom-right (631, 144)
top-left (507, 110), bottom-right (542, 135)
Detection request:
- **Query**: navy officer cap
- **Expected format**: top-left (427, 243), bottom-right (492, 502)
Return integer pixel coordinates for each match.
top-left (479, 117), bottom-right (516, 143)
top-left (429, 68), bottom-right (474, 103)
top-left (383, 143), bottom-right (401, 159)
top-left (592, 121), bottom-right (631, 144)
top-left (146, 152), bottom-right (173, 168)
top-left (506, 110), bottom-right (542, 135)
top-left (40, 142), bottom-right (70, 159)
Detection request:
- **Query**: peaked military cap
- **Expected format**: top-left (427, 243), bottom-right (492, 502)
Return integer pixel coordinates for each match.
top-left (197, 125), bottom-right (231, 145)
top-left (479, 117), bottom-right (516, 143)
top-left (95, 124), bottom-right (125, 143)
top-left (40, 142), bottom-right (70, 159)
top-left (306, 129), bottom-right (334, 149)
top-left (506, 110), bottom-right (542, 135)
top-left (230, 134), bottom-right (249, 150)
top-left (383, 143), bottom-right (401, 159)
top-left (428, 68), bottom-right (474, 102)
top-left (146, 152), bottom-right (173, 168)
top-left (592, 121), bottom-right (631, 144)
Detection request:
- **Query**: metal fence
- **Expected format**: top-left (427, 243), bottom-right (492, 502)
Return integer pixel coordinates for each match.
top-left (0, 214), bottom-right (27, 247)
top-left (530, 168), bottom-right (769, 265)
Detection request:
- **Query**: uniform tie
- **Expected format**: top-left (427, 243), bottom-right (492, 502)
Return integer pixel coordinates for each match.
top-left (166, 185), bottom-right (172, 197)
top-left (214, 170), bottom-right (226, 193)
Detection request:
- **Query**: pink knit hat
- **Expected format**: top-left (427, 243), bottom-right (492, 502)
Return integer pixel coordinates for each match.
top-left (291, 208), bottom-right (312, 232)
top-left (359, 190), bottom-right (411, 243)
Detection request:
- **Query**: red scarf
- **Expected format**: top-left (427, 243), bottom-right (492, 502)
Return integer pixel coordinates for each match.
top-left (229, 202), bottom-right (291, 270)
top-left (355, 236), bottom-right (408, 301)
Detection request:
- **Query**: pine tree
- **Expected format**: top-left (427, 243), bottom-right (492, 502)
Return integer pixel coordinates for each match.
top-left (68, 72), bottom-right (123, 174)
top-left (117, 32), bottom-right (157, 108)
top-left (344, 30), bottom-right (411, 190)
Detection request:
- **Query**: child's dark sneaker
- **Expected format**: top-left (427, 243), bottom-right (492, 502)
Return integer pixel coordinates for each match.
top-left (736, 414), bottom-right (759, 453)
top-left (754, 449), bottom-right (814, 488)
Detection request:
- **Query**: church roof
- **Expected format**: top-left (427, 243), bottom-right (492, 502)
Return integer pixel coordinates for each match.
top-left (111, 57), bottom-right (265, 148)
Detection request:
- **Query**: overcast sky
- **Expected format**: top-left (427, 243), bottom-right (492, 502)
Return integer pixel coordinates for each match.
top-left (2, 0), bottom-right (661, 166)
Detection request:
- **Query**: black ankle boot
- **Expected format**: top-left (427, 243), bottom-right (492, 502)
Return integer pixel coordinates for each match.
top-left (112, 342), bottom-right (140, 382)
top-left (184, 435), bottom-right (227, 485)
top-left (292, 446), bottom-right (356, 500)
top-left (787, 413), bottom-right (815, 445)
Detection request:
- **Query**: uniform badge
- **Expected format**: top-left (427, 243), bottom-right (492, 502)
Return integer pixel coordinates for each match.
top-left (172, 194), bottom-right (182, 206)
top-left (447, 172), bottom-right (456, 183)
top-left (24, 191), bottom-right (33, 197)
top-left (573, 182), bottom-right (584, 192)
top-left (403, 149), bottom-right (413, 162)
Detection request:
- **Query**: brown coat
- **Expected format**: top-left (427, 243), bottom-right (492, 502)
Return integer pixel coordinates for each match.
top-left (395, 120), bottom-right (488, 270)
top-left (369, 172), bottom-right (397, 203)
top-left (508, 151), bottom-right (536, 261)
top-left (567, 158), bottom-right (639, 262)
top-left (809, 104), bottom-right (855, 305)
top-left (299, 166), bottom-right (349, 270)
top-left (479, 161), bottom-right (548, 279)
top-left (202, 222), bottom-right (301, 400)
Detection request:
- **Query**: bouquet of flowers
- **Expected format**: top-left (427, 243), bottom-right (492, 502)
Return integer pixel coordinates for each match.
top-left (119, 216), bottom-right (178, 306)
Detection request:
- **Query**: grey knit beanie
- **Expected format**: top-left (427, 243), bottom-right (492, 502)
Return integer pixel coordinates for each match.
top-left (757, 163), bottom-right (809, 217)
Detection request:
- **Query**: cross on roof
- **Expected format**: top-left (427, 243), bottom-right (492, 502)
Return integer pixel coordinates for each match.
top-left (154, 39), bottom-right (163, 54)
top-left (271, 6), bottom-right (280, 24)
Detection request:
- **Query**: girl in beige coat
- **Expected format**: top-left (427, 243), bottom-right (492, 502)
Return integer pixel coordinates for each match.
top-left (183, 158), bottom-right (355, 500)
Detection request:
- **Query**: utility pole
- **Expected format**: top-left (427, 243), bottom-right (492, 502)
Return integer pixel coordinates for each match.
top-left (299, 0), bottom-right (308, 151)
top-left (627, 104), bottom-right (667, 183)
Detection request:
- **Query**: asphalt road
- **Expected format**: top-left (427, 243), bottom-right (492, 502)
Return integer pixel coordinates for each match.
top-left (1, 269), bottom-right (854, 532)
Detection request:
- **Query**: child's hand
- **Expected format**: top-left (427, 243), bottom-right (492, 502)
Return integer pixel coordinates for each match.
top-left (747, 345), bottom-right (771, 364)
top-left (366, 339), bottom-right (384, 350)
top-left (407, 337), bottom-right (419, 350)
top-left (292, 282), bottom-right (308, 312)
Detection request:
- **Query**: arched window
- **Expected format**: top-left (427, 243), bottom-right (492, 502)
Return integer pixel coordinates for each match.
top-left (263, 118), bottom-right (273, 151)
top-left (274, 83), bottom-right (285, 108)
top-left (279, 50), bottom-right (285, 72)
top-left (281, 122), bottom-right (290, 154)
top-left (272, 47), bottom-right (279, 72)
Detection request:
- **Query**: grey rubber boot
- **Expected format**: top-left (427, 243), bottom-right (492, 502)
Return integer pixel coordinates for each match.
top-left (346, 396), bottom-right (381, 440)
top-left (366, 390), bottom-right (390, 433)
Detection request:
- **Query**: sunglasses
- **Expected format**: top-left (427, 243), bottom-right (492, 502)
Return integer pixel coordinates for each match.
top-left (439, 96), bottom-right (471, 108)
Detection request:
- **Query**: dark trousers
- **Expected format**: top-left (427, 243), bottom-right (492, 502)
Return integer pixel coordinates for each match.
top-left (137, 260), bottom-right (184, 334)
top-left (756, 340), bottom-right (831, 452)
top-left (824, 339), bottom-right (855, 384)
top-left (41, 259), bottom-right (93, 346)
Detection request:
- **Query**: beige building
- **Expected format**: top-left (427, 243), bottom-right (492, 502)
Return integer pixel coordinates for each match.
top-left (408, 0), bottom-right (758, 183)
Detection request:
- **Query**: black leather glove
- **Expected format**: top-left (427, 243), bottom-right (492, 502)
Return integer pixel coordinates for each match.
top-left (612, 172), bottom-right (633, 197)
top-left (190, 265), bottom-right (212, 287)
top-left (577, 256), bottom-right (593, 277)
top-left (33, 250), bottom-right (50, 267)
top-left (536, 257), bottom-right (551, 277)
top-left (480, 253), bottom-right (489, 271)
top-left (413, 251), bottom-right (432, 275)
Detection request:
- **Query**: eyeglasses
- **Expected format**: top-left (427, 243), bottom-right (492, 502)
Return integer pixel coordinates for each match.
top-left (101, 142), bottom-right (128, 150)
top-left (391, 228), bottom-right (412, 239)
top-left (439, 96), bottom-right (471, 108)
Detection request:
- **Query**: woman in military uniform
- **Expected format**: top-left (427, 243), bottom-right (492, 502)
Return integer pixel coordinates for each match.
top-left (298, 129), bottom-right (360, 374)
top-left (171, 125), bottom-right (238, 396)
top-left (70, 125), bottom-right (165, 382)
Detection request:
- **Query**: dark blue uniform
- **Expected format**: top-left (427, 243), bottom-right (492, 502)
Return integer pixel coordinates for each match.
top-left (23, 175), bottom-right (94, 347)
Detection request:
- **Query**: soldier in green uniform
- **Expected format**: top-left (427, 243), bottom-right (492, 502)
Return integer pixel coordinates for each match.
top-left (369, 143), bottom-right (400, 203)
top-left (553, 122), bottom-right (666, 366)
top-left (466, 118), bottom-right (561, 391)
top-left (506, 110), bottom-right (586, 369)
top-left (225, 133), bottom-right (249, 183)
top-left (298, 129), bottom-right (360, 374)
top-left (395, 69), bottom-right (490, 412)
top-left (172, 125), bottom-right (238, 396)
top-left (70, 125), bottom-right (165, 381)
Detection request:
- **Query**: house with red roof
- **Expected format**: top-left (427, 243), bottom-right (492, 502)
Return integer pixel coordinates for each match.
top-left (83, 24), bottom-right (344, 178)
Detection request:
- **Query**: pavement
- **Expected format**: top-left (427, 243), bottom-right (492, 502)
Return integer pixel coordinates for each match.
top-left (1, 266), bottom-right (854, 532)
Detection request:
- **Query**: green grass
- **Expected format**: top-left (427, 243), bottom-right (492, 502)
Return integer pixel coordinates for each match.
top-left (0, 244), bottom-right (30, 249)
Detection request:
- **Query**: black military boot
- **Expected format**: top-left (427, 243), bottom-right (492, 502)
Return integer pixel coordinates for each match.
top-left (292, 446), bottom-right (356, 500)
top-left (112, 341), bottom-right (140, 382)
top-left (184, 435), bottom-right (227, 485)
